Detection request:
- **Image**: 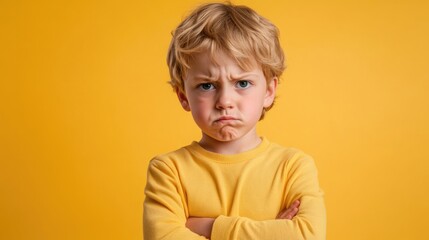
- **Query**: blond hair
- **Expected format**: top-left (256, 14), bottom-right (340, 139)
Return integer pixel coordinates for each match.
top-left (167, 2), bottom-right (286, 117)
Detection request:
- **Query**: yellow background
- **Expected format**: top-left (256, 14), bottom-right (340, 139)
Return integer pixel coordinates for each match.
top-left (1, 0), bottom-right (428, 239)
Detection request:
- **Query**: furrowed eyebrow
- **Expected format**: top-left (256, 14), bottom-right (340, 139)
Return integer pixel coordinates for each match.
top-left (190, 69), bottom-right (261, 83)
top-left (230, 72), bottom-right (259, 80)
top-left (194, 75), bottom-right (217, 82)
top-left (195, 72), bottom-right (259, 81)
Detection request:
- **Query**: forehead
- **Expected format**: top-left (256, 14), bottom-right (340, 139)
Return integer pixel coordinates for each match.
top-left (187, 50), bottom-right (260, 76)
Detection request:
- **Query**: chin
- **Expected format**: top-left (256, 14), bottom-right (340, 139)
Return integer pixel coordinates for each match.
top-left (217, 128), bottom-right (240, 141)
top-left (212, 135), bottom-right (242, 143)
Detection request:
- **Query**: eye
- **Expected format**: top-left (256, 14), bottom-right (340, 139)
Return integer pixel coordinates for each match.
top-left (198, 83), bottom-right (215, 91)
top-left (236, 80), bottom-right (250, 89)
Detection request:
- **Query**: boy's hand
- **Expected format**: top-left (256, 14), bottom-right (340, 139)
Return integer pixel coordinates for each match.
top-left (276, 200), bottom-right (300, 220)
top-left (186, 200), bottom-right (300, 238)
top-left (186, 217), bottom-right (215, 239)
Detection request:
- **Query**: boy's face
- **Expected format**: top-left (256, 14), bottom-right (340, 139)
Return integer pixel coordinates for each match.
top-left (177, 50), bottom-right (277, 149)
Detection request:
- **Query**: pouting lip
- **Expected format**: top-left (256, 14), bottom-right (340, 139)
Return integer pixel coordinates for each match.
top-left (215, 116), bottom-right (238, 121)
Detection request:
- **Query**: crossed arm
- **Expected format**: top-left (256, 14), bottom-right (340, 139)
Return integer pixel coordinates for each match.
top-left (186, 200), bottom-right (301, 239)
top-left (144, 157), bottom-right (326, 240)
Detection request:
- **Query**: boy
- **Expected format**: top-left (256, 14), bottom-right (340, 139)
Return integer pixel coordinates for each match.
top-left (144, 2), bottom-right (326, 239)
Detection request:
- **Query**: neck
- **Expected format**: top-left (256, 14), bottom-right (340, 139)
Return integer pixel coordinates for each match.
top-left (199, 129), bottom-right (262, 155)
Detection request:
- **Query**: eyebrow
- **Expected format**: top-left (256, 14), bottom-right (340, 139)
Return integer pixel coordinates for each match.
top-left (194, 75), bottom-right (216, 81)
top-left (193, 72), bottom-right (259, 81)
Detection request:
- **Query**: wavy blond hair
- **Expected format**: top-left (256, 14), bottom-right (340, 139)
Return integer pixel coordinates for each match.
top-left (167, 2), bottom-right (286, 117)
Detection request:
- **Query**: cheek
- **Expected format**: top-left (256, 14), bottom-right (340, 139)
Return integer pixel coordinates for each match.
top-left (241, 100), bottom-right (264, 117)
top-left (188, 97), bottom-right (212, 117)
top-left (189, 96), bottom-right (210, 109)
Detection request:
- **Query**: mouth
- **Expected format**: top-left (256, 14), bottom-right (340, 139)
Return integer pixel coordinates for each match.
top-left (217, 116), bottom-right (237, 121)
top-left (214, 116), bottom-right (239, 124)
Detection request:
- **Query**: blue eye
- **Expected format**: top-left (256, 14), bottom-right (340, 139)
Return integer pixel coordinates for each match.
top-left (236, 80), bottom-right (250, 89)
top-left (199, 83), bottom-right (214, 91)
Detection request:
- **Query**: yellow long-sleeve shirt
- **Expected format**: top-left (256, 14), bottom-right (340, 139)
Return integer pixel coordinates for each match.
top-left (143, 138), bottom-right (326, 240)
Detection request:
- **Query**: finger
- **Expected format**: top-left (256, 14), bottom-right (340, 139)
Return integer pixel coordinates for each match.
top-left (286, 200), bottom-right (301, 219)
top-left (285, 207), bottom-right (299, 219)
top-left (278, 207), bottom-right (296, 219)
top-left (277, 207), bottom-right (293, 219)
top-left (277, 200), bottom-right (301, 219)
top-left (290, 199), bottom-right (301, 208)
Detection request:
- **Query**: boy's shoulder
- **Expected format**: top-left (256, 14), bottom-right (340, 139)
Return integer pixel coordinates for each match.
top-left (267, 141), bottom-right (316, 167)
top-left (148, 142), bottom-right (196, 165)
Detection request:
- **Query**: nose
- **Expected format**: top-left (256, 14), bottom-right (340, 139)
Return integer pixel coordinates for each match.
top-left (215, 86), bottom-right (234, 110)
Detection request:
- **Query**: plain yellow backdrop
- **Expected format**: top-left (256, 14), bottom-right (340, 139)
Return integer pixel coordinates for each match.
top-left (1, 0), bottom-right (428, 239)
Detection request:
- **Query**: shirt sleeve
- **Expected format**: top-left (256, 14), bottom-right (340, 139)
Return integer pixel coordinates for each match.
top-left (143, 159), bottom-right (207, 240)
top-left (210, 154), bottom-right (326, 240)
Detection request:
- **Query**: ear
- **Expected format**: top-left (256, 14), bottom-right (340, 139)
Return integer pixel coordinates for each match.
top-left (263, 77), bottom-right (278, 108)
top-left (176, 89), bottom-right (191, 111)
